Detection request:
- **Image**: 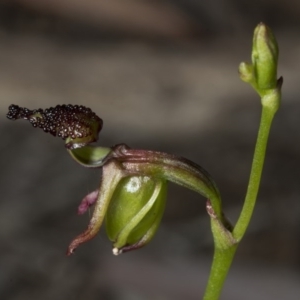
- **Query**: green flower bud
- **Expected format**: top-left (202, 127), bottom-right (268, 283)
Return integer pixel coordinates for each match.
top-left (106, 176), bottom-right (167, 255)
top-left (252, 23), bottom-right (279, 91)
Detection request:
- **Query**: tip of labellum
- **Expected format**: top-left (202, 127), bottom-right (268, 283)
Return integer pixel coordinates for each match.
top-left (7, 104), bottom-right (103, 149)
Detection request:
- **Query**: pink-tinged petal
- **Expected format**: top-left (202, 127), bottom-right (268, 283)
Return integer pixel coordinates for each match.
top-left (77, 190), bottom-right (99, 215)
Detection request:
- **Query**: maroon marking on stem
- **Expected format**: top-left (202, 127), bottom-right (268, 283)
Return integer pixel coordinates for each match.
top-left (206, 199), bottom-right (217, 219)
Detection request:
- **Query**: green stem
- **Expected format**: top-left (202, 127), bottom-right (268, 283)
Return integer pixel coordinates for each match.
top-left (203, 95), bottom-right (278, 299)
top-left (233, 105), bottom-right (276, 240)
top-left (203, 245), bottom-right (238, 300)
top-left (203, 23), bottom-right (281, 299)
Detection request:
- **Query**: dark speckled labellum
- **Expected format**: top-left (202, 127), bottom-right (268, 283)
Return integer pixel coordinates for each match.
top-left (6, 104), bottom-right (103, 149)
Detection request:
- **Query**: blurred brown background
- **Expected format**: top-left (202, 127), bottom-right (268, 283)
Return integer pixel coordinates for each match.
top-left (1, 1), bottom-right (300, 299)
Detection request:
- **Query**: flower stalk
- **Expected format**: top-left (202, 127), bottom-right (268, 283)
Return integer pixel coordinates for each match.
top-left (203, 23), bottom-right (282, 299)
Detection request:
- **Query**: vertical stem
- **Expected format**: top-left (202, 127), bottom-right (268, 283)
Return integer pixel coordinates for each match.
top-left (203, 245), bottom-right (238, 300)
top-left (233, 106), bottom-right (276, 240)
top-left (203, 102), bottom-right (277, 299)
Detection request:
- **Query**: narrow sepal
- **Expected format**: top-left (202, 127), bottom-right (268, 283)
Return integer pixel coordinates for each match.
top-left (67, 160), bottom-right (124, 255)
